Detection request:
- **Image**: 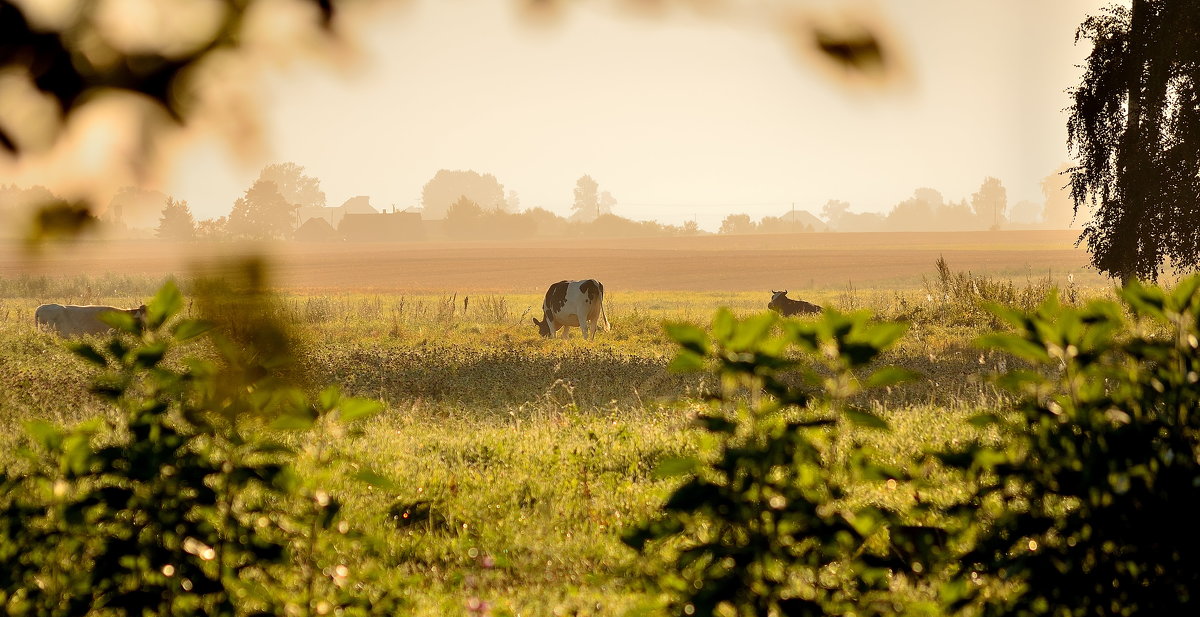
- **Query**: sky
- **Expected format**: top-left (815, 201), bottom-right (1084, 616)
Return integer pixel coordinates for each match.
top-left (8, 0), bottom-right (1118, 232)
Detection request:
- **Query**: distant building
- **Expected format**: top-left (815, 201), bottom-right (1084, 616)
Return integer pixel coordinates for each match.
top-left (297, 196), bottom-right (380, 229)
top-left (338, 210), bottom-right (423, 242)
top-left (294, 217), bottom-right (340, 242)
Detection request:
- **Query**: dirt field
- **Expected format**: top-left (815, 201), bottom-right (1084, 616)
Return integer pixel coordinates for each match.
top-left (2, 230), bottom-right (1099, 292)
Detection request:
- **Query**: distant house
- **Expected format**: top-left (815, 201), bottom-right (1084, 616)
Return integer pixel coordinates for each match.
top-left (339, 210), bottom-right (423, 242)
top-left (769, 209), bottom-right (828, 232)
top-left (294, 217), bottom-right (340, 242)
top-left (340, 196), bottom-right (377, 215)
top-left (296, 196), bottom-right (380, 229)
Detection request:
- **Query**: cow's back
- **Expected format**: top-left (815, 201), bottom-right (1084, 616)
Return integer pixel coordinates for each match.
top-left (36, 304), bottom-right (127, 337)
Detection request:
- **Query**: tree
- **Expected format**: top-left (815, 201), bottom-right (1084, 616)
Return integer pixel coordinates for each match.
top-left (257, 163), bottom-right (326, 211)
top-left (195, 217), bottom-right (229, 240)
top-left (420, 170), bottom-right (506, 219)
top-left (1069, 2), bottom-right (1200, 281)
top-left (227, 180), bottom-right (296, 240)
top-left (443, 196), bottom-right (485, 239)
top-left (886, 189), bottom-right (942, 231)
top-left (719, 213), bottom-right (755, 235)
top-left (572, 175), bottom-right (600, 222)
top-left (820, 199), bottom-right (851, 229)
top-left (106, 187), bottom-right (170, 230)
top-left (970, 177), bottom-right (1007, 229)
top-left (1041, 164), bottom-right (1076, 229)
top-left (156, 198), bottom-right (195, 240)
top-left (599, 190), bottom-right (616, 217)
top-left (1009, 200), bottom-right (1042, 225)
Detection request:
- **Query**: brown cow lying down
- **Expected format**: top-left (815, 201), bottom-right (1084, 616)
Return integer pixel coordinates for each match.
top-left (35, 304), bottom-right (147, 337)
top-left (767, 290), bottom-right (822, 316)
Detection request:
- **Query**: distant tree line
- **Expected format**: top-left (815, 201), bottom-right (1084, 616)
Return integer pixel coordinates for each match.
top-left (826, 171), bottom-right (1078, 233)
top-left (3, 165), bottom-right (1079, 242)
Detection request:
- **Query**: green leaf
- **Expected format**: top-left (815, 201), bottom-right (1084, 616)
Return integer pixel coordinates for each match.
top-left (841, 342), bottom-right (882, 367)
top-left (1169, 274), bottom-right (1200, 312)
top-left (352, 467), bottom-right (399, 490)
top-left (695, 414), bottom-right (738, 434)
top-left (171, 318), bottom-right (213, 341)
top-left (653, 456), bottom-right (699, 478)
top-left (860, 320), bottom-right (910, 351)
top-left (318, 385), bottom-right (341, 412)
top-left (711, 308), bottom-right (735, 344)
top-left (664, 479), bottom-right (723, 512)
top-left (727, 312), bottom-right (776, 351)
top-left (272, 409), bottom-right (317, 431)
top-left (25, 420), bottom-right (63, 451)
top-left (845, 407), bottom-right (890, 430)
top-left (668, 350), bottom-right (705, 373)
top-left (147, 279), bottom-right (184, 329)
top-left (977, 333), bottom-right (1050, 363)
top-left (132, 342), bottom-right (168, 368)
top-left (98, 310), bottom-right (138, 333)
top-left (338, 397), bottom-right (383, 423)
top-left (864, 366), bottom-right (920, 389)
top-left (664, 323), bottom-right (709, 356)
top-left (67, 342), bottom-right (107, 367)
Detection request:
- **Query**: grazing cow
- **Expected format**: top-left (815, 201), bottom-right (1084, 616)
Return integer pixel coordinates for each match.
top-left (532, 279), bottom-right (610, 339)
top-left (35, 304), bottom-right (147, 337)
top-left (767, 290), bottom-right (822, 316)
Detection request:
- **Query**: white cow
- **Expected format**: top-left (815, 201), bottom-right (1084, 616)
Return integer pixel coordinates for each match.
top-left (532, 279), bottom-right (610, 340)
top-left (35, 304), bottom-right (147, 337)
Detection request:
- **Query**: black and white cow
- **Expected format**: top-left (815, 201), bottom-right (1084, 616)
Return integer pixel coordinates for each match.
top-left (533, 279), bottom-right (610, 339)
top-left (767, 290), bottom-right (822, 316)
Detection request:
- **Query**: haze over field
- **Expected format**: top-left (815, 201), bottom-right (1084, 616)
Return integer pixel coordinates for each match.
top-left (3, 231), bottom-right (1098, 292)
top-left (1, 0), bottom-right (1111, 233)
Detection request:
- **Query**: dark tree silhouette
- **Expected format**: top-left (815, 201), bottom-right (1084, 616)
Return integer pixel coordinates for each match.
top-left (1069, 1), bottom-right (1200, 281)
top-left (228, 180), bottom-right (295, 240)
top-left (156, 198), bottom-right (196, 240)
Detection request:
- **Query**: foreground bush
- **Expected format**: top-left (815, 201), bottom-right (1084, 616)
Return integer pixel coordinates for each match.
top-left (941, 277), bottom-right (1200, 616)
top-left (625, 309), bottom-right (923, 617)
top-left (0, 280), bottom-right (397, 616)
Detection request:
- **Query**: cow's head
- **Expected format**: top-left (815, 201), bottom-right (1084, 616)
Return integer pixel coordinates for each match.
top-left (770, 290), bottom-right (788, 304)
top-left (131, 305), bottom-right (148, 328)
top-left (532, 316), bottom-right (552, 338)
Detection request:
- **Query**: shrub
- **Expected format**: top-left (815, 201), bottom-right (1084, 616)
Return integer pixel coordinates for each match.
top-left (624, 308), bottom-right (923, 617)
top-left (940, 277), bottom-right (1200, 616)
top-left (0, 279), bottom-right (397, 616)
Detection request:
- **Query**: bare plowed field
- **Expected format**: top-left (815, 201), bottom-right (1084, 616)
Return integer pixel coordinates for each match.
top-left (2, 230), bottom-right (1097, 292)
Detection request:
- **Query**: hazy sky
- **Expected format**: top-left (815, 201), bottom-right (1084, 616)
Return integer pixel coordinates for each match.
top-left (157, 0), bottom-right (1113, 231)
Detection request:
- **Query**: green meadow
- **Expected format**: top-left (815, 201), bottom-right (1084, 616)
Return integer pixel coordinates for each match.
top-left (0, 268), bottom-right (1113, 616)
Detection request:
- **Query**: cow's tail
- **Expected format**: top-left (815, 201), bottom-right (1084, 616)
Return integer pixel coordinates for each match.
top-left (601, 297), bottom-right (611, 331)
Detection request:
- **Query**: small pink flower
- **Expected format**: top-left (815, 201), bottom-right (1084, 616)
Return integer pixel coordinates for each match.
top-left (466, 597), bottom-right (492, 616)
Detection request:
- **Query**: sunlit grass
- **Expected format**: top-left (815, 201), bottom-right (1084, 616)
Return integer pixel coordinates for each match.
top-left (0, 272), bottom-right (1101, 615)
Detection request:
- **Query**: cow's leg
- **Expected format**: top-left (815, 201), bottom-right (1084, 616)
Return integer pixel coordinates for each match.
top-left (579, 313), bottom-right (591, 340)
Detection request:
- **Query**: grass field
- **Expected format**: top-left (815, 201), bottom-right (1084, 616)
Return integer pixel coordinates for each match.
top-left (0, 233), bottom-right (1111, 616)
